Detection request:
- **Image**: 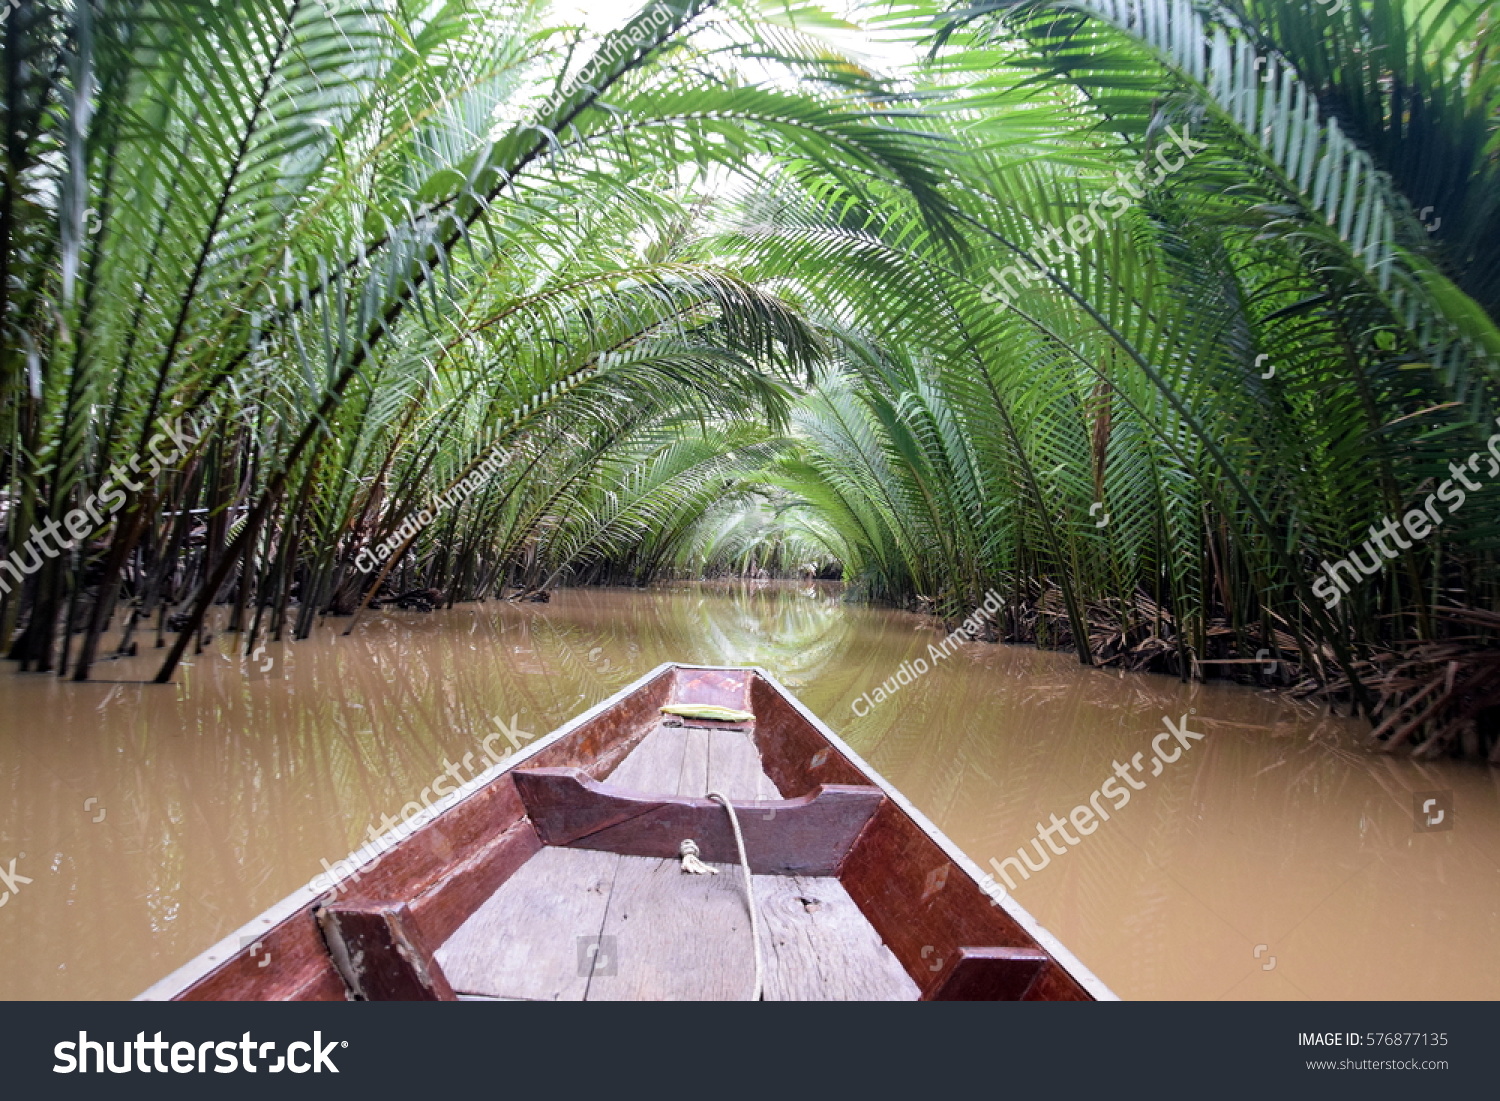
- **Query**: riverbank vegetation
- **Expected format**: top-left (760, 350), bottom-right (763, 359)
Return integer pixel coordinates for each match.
top-left (3, 0), bottom-right (1497, 756)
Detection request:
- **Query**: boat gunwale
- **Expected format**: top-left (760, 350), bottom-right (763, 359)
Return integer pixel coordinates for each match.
top-left (136, 662), bottom-right (677, 1001)
top-left (741, 663), bottom-right (1118, 1002)
top-left (137, 661), bottom-right (1117, 1002)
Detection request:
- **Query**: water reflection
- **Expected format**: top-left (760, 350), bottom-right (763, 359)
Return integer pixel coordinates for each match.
top-left (1, 583), bottom-right (1496, 999)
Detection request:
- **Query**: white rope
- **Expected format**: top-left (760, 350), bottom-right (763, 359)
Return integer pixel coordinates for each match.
top-left (677, 838), bottom-right (718, 875)
top-left (679, 795), bottom-right (764, 1001)
top-left (707, 791), bottom-right (763, 1002)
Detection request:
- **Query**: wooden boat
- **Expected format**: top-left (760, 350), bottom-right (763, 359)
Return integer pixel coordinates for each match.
top-left (139, 664), bottom-right (1114, 1001)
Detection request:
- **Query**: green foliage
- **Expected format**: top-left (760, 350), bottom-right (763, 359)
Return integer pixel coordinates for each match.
top-left (2, 0), bottom-right (1496, 750)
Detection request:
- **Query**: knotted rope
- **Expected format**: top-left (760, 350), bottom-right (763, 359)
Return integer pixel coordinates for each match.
top-left (677, 838), bottom-right (718, 875)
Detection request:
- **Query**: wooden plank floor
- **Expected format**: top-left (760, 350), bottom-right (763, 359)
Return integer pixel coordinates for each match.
top-left (435, 724), bottom-right (918, 1001)
top-left (604, 721), bottom-right (781, 800)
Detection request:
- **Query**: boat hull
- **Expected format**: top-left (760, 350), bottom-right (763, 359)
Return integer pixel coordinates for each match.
top-left (138, 663), bottom-right (1114, 1001)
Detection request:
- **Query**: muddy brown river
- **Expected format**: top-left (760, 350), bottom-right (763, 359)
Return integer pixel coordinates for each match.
top-left (1, 583), bottom-right (1496, 999)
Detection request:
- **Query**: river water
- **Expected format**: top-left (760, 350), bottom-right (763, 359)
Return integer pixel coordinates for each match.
top-left (1, 583), bottom-right (1496, 999)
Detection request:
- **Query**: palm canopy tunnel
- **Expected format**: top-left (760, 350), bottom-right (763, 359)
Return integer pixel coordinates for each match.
top-left (2, 0), bottom-right (1497, 756)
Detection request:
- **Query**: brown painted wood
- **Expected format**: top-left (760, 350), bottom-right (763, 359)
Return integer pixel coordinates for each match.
top-left (284, 965), bottom-right (351, 1001)
top-left (514, 767), bottom-right (884, 876)
top-left (668, 666), bottom-right (751, 712)
top-left (177, 911), bottom-right (344, 1002)
top-left (1026, 961), bottom-right (1097, 1001)
top-left (332, 779), bottom-right (527, 907)
top-left (318, 900), bottom-right (457, 1001)
top-left (528, 665), bottom-right (673, 775)
top-left (927, 946), bottom-right (1051, 1001)
top-left (404, 820), bottom-right (543, 946)
top-left (176, 797), bottom-right (539, 1001)
top-left (839, 800), bottom-right (1092, 1000)
top-left (748, 675), bottom-right (867, 797)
